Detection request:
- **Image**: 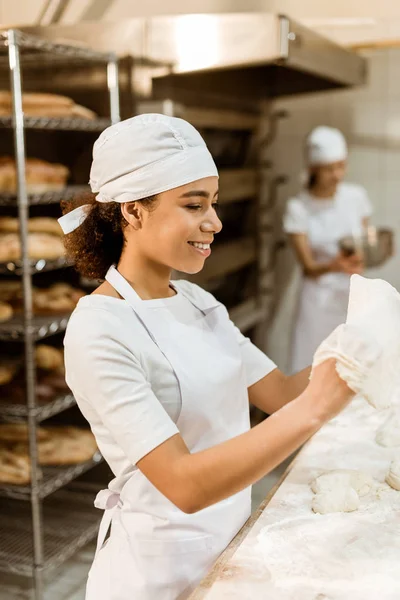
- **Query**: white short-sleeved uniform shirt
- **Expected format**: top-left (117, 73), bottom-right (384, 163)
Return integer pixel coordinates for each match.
top-left (283, 182), bottom-right (372, 289)
top-left (284, 182), bottom-right (372, 262)
top-left (64, 280), bottom-right (276, 493)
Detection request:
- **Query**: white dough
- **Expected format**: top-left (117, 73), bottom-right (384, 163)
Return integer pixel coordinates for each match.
top-left (312, 275), bottom-right (400, 410)
top-left (385, 460), bottom-right (400, 491)
top-left (312, 486), bottom-right (360, 514)
top-left (311, 469), bottom-right (373, 497)
top-left (375, 410), bottom-right (400, 447)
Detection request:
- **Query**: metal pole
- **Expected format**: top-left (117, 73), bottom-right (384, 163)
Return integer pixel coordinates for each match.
top-left (107, 55), bottom-right (120, 125)
top-left (8, 29), bottom-right (44, 600)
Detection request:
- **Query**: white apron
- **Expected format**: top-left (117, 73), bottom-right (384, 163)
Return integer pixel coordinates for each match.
top-left (289, 192), bottom-right (365, 374)
top-left (86, 266), bottom-right (251, 600)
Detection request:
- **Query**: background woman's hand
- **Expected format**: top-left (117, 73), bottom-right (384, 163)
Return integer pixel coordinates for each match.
top-left (332, 251), bottom-right (364, 275)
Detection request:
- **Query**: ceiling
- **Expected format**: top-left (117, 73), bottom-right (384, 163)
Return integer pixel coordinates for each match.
top-left (1, 0), bottom-right (400, 47)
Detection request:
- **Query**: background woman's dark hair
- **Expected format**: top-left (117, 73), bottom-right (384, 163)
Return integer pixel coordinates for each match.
top-left (307, 172), bottom-right (317, 190)
top-left (60, 192), bottom-right (157, 280)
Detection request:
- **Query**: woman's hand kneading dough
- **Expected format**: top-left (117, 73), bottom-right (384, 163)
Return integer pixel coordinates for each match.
top-left (306, 358), bottom-right (355, 422)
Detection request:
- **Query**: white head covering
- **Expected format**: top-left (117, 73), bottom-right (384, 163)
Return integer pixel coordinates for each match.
top-left (306, 126), bottom-right (348, 166)
top-left (58, 113), bottom-right (218, 234)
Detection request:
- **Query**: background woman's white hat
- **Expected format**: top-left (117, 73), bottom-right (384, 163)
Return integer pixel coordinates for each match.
top-left (306, 126), bottom-right (348, 166)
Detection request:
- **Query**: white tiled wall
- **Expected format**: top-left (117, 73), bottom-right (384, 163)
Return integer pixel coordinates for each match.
top-left (267, 49), bottom-right (400, 371)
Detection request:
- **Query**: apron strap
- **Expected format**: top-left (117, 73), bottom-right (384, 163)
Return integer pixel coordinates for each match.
top-left (94, 489), bottom-right (121, 556)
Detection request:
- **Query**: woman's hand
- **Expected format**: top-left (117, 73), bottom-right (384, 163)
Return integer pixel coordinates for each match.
top-left (306, 358), bottom-right (355, 422)
top-left (332, 252), bottom-right (364, 275)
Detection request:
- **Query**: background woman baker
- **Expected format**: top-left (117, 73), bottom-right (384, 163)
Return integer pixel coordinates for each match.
top-left (284, 126), bottom-right (372, 374)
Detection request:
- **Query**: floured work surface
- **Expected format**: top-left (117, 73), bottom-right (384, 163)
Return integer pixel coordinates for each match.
top-left (190, 399), bottom-right (400, 600)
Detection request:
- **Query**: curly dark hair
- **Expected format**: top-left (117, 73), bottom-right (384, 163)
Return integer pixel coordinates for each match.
top-left (60, 193), bottom-right (157, 280)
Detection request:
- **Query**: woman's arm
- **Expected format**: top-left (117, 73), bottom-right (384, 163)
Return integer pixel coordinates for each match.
top-left (248, 367), bottom-right (311, 415)
top-left (289, 233), bottom-right (363, 278)
top-left (138, 360), bottom-right (353, 514)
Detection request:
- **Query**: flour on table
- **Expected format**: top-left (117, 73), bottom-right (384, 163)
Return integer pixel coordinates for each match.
top-left (311, 470), bottom-right (373, 497)
top-left (376, 410), bottom-right (400, 447)
top-left (386, 460), bottom-right (400, 491)
top-left (312, 486), bottom-right (360, 514)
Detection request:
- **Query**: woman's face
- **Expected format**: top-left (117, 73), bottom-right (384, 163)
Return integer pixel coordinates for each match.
top-left (123, 176), bottom-right (221, 274)
top-left (311, 160), bottom-right (346, 189)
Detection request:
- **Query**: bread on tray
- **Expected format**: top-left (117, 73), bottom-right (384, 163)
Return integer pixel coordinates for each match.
top-left (0, 156), bottom-right (69, 194)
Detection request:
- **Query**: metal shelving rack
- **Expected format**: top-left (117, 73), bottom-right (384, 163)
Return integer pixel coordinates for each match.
top-left (0, 29), bottom-right (120, 600)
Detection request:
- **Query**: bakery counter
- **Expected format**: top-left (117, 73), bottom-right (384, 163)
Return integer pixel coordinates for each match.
top-left (190, 399), bottom-right (400, 600)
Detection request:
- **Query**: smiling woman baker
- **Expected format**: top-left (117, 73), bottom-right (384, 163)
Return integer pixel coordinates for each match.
top-left (59, 114), bottom-right (355, 600)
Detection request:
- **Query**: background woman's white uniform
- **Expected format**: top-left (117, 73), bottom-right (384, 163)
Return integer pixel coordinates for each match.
top-left (64, 268), bottom-right (276, 600)
top-left (284, 182), bottom-right (372, 374)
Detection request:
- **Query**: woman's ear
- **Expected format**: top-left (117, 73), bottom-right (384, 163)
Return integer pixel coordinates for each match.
top-left (121, 202), bottom-right (142, 230)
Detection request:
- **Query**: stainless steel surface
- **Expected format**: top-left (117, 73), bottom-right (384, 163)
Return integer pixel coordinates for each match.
top-left (0, 29), bottom-right (114, 63)
top-left (20, 13), bottom-right (367, 99)
top-left (8, 30), bottom-right (45, 600)
top-left (0, 257), bottom-right (74, 275)
top-left (0, 314), bottom-right (70, 341)
top-left (0, 186), bottom-right (89, 206)
top-left (107, 57), bottom-right (121, 124)
top-left (339, 227), bottom-right (394, 268)
top-left (0, 488), bottom-right (100, 577)
top-left (0, 453), bottom-right (103, 501)
top-left (0, 116), bottom-right (111, 131)
top-left (0, 393), bottom-right (76, 423)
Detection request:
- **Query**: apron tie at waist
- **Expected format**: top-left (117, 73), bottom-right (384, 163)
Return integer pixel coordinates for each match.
top-left (94, 489), bottom-right (122, 556)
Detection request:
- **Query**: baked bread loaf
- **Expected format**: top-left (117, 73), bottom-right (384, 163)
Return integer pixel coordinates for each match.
top-left (38, 427), bottom-right (98, 465)
top-left (0, 448), bottom-right (30, 484)
top-left (0, 92), bottom-right (97, 120)
top-left (0, 363), bottom-right (17, 385)
top-left (0, 156), bottom-right (69, 194)
top-left (0, 423), bottom-right (49, 442)
top-left (0, 301), bottom-right (13, 322)
top-left (0, 217), bottom-right (63, 237)
top-left (35, 345), bottom-right (64, 371)
top-left (0, 232), bottom-right (65, 262)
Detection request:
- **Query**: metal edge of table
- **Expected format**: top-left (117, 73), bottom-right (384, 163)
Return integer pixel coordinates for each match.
top-left (188, 443), bottom-right (311, 599)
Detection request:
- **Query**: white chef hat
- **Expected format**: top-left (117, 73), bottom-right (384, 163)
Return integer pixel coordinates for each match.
top-left (58, 113), bottom-right (218, 234)
top-left (306, 126), bottom-right (348, 166)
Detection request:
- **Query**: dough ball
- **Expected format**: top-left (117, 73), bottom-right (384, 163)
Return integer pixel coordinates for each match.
top-left (376, 410), bottom-right (400, 447)
top-left (385, 460), bottom-right (400, 491)
top-left (312, 486), bottom-right (360, 514)
top-left (311, 469), bottom-right (373, 497)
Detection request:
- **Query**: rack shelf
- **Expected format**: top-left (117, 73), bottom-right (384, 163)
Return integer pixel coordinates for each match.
top-left (0, 453), bottom-right (103, 501)
top-left (0, 487), bottom-right (101, 576)
top-left (0, 256), bottom-right (74, 275)
top-left (0, 313), bottom-right (70, 341)
top-left (0, 393), bottom-right (76, 423)
top-left (0, 186), bottom-right (89, 207)
top-left (0, 116), bottom-right (111, 132)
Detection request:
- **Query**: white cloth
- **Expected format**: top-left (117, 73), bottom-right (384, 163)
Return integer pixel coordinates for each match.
top-left (64, 280), bottom-right (276, 491)
top-left (65, 274), bottom-right (276, 600)
top-left (283, 183), bottom-right (372, 374)
top-left (306, 126), bottom-right (347, 165)
top-left (58, 113), bottom-right (218, 234)
top-left (313, 275), bottom-right (400, 410)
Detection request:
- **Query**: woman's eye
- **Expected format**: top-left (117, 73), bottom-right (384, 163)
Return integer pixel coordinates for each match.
top-left (212, 203), bottom-right (219, 211)
top-left (186, 205), bottom-right (202, 211)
